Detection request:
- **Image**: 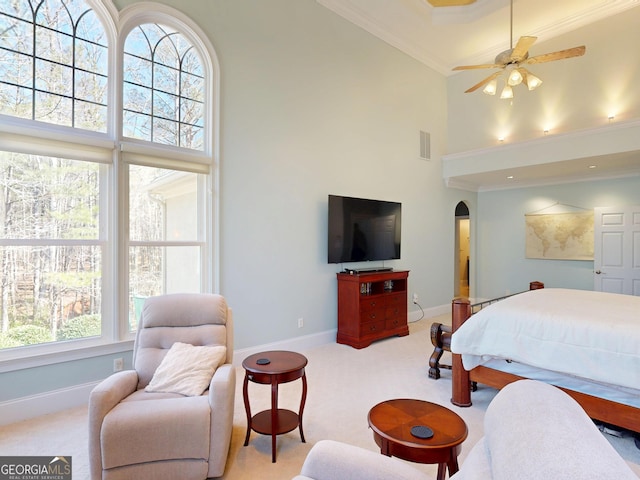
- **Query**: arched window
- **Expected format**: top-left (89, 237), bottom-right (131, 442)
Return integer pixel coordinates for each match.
top-left (0, 0), bottom-right (218, 362)
top-left (0, 0), bottom-right (108, 129)
top-left (123, 23), bottom-right (204, 149)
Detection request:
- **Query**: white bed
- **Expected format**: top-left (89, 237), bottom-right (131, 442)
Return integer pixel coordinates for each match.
top-left (451, 288), bottom-right (640, 392)
top-left (448, 286), bottom-right (640, 431)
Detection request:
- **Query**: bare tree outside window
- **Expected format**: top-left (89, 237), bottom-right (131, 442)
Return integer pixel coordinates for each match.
top-left (0, 153), bottom-right (102, 348)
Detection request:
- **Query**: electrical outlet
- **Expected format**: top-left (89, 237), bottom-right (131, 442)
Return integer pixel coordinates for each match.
top-left (298, 318), bottom-right (304, 328)
top-left (113, 357), bottom-right (124, 372)
top-left (412, 293), bottom-right (418, 304)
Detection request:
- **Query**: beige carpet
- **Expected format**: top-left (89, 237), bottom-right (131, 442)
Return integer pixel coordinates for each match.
top-left (1, 315), bottom-right (639, 479)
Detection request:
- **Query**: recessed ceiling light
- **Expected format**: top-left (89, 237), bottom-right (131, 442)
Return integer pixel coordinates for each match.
top-left (589, 165), bottom-right (597, 169)
top-left (507, 175), bottom-right (514, 179)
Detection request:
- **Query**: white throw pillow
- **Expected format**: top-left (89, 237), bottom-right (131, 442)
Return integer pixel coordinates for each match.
top-left (145, 342), bottom-right (227, 396)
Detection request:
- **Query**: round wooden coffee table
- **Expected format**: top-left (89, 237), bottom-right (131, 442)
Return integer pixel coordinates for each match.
top-left (368, 398), bottom-right (468, 480)
top-left (242, 350), bottom-right (308, 463)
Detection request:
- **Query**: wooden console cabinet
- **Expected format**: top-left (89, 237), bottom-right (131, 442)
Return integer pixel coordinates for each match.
top-left (336, 270), bottom-right (409, 349)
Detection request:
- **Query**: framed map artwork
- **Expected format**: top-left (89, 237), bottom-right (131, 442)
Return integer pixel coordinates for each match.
top-left (525, 211), bottom-right (594, 260)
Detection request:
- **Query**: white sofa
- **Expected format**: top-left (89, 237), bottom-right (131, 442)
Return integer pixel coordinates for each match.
top-left (294, 380), bottom-right (639, 480)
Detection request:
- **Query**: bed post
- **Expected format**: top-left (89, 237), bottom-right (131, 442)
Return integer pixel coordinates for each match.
top-left (451, 297), bottom-right (472, 407)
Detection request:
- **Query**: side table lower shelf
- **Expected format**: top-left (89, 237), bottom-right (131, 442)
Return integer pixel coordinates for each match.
top-left (250, 409), bottom-right (301, 437)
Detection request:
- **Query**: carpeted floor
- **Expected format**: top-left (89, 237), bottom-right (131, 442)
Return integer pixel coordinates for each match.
top-left (1, 315), bottom-right (639, 479)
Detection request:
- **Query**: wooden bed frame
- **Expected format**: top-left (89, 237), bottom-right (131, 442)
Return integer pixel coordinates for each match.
top-left (445, 282), bottom-right (640, 435)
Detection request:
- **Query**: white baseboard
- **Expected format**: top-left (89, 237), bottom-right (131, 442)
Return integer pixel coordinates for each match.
top-left (2, 304), bottom-right (450, 424)
top-left (232, 304), bottom-right (449, 366)
top-left (0, 381), bottom-right (97, 427)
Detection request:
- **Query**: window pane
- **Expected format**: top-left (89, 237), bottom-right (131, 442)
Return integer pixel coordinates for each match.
top-left (0, 16), bottom-right (33, 55)
top-left (123, 110), bottom-right (151, 141)
top-left (0, 50), bottom-right (33, 88)
top-left (74, 6), bottom-right (104, 44)
top-left (123, 53), bottom-right (152, 87)
top-left (36, 58), bottom-right (73, 97)
top-left (154, 63), bottom-right (178, 94)
top-left (0, 245), bottom-right (102, 350)
top-left (181, 71), bottom-right (204, 103)
top-left (128, 245), bottom-right (200, 331)
top-left (75, 70), bottom-right (108, 104)
top-left (35, 25), bottom-right (73, 65)
top-left (75, 100), bottom-right (107, 132)
top-left (123, 82), bottom-right (151, 115)
top-left (181, 97), bottom-right (204, 127)
top-left (0, 83), bottom-right (32, 119)
top-left (153, 89), bottom-right (178, 122)
top-left (76, 38), bottom-right (108, 76)
top-left (153, 117), bottom-right (178, 146)
top-left (129, 165), bottom-right (199, 242)
top-left (35, 0), bottom-right (74, 36)
top-left (0, 152), bottom-right (100, 240)
top-left (180, 124), bottom-right (203, 151)
top-left (35, 91), bottom-right (73, 126)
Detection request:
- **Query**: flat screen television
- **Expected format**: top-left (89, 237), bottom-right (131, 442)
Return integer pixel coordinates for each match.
top-left (327, 195), bottom-right (401, 264)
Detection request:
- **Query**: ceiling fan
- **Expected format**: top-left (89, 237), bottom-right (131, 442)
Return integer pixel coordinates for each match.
top-left (452, 0), bottom-right (586, 98)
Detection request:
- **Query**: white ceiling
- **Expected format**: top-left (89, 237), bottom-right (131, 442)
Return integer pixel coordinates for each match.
top-left (316, 0), bottom-right (640, 190)
top-left (316, 0), bottom-right (640, 75)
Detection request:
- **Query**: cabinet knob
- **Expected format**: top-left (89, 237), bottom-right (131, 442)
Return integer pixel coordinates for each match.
top-left (369, 313), bottom-right (376, 319)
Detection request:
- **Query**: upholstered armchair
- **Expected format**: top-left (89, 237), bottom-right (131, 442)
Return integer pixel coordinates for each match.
top-left (89, 293), bottom-right (235, 480)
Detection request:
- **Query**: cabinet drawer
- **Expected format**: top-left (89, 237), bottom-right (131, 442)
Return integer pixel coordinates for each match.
top-left (361, 298), bottom-right (382, 311)
top-left (385, 304), bottom-right (406, 319)
top-left (385, 316), bottom-right (404, 330)
top-left (360, 320), bottom-right (385, 336)
top-left (360, 308), bottom-right (383, 323)
top-left (385, 294), bottom-right (405, 307)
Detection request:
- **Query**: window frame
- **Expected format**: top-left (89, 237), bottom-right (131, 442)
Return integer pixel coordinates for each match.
top-left (0, 0), bottom-right (220, 372)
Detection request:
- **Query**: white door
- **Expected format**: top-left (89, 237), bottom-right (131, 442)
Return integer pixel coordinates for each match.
top-left (593, 206), bottom-right (640, 295)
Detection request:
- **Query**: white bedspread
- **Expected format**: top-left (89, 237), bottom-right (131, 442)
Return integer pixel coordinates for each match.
top-left (450, 288), bottom-right (640, 391)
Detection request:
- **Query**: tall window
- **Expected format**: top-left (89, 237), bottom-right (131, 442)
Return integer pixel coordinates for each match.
top-left (0, 1), bottom-right (215, 359)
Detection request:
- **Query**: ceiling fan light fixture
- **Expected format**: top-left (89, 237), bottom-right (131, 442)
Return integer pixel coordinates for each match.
top-left (524, 71), bottom-right (542, 90)
top-left (483, 79), bottom-right (498, 95)
top-left (500, 84), bottom-right (513, 99)
top-left (507, 68), bottom-right (523, 86)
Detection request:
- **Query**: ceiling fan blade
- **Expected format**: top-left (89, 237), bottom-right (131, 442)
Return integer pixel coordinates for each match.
top-left (523, 45), bottom-right (586, 65)
top-left (510, 36), bottom-right (537, 62)
top-left (465, 71), bottom-right (502, 93)
top-left (453, 64), bottom-right (503, 71)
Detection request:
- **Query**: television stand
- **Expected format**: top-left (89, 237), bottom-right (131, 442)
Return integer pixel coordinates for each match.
top-left (336, 270), bottom-right (409, 349)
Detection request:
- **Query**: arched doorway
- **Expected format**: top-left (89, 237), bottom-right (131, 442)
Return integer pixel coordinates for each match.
top-left (455, 202), bottom-right (470, 298)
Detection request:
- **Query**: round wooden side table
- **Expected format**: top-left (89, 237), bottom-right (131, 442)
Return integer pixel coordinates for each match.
top-left (242, 350), bottom-right (308, 463)
top-left (368, 398), bottom-right (468, 480)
